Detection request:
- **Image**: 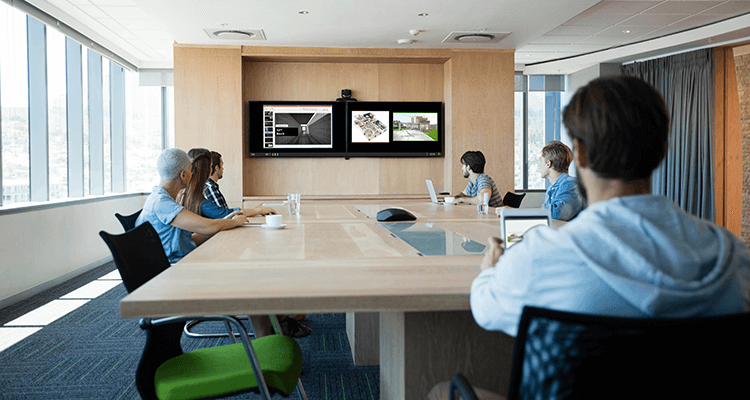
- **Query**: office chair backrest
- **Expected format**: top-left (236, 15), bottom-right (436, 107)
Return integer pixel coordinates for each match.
top-left (502, 192), bottom-right (526, 208)
top-left (99, 221), bottom-right (170, 293)
top-left (507, 306), bottom-right (750, 400)
top-left (115, 209), bottom-right (142, 232)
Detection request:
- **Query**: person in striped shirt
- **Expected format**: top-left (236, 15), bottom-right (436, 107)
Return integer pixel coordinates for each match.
top-left (454, 150), bottom-right (503, 207)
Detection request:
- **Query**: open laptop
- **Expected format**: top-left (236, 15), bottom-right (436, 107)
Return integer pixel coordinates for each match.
top-left (499, 208), bottom-right (552, 249)
top-left (425, 180), bottom-right (448, 204)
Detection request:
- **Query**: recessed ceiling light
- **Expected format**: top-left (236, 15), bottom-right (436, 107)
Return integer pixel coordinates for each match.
top-left (418, 13), bottom-right (428, 17)
top-left (455, 33), bottom-right (494, 43)
top-left (214, 30), bottom-right (255, 39)
top-left (299, 10), bottom-right (309, 15)
top-left (623, 29), bottom-right (632, 34)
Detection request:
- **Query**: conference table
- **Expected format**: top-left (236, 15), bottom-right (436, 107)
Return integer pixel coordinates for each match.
top-left (120, 197), bottom-right (528, 399)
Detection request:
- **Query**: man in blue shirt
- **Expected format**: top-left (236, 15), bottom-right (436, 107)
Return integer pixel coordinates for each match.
top-left (135, 148), bottom-right (248, 264)
top-left (540, 140), bottom-right (583, 221)
top-left (453, 150), bottom-right (503, 207)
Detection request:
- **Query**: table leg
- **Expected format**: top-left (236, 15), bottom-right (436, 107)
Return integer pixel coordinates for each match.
top-left (346, 311), bottom-right (380, 366)
top-left (380, 310), bottom-right (515, 400)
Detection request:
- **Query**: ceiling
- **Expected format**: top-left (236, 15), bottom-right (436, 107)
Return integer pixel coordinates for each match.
top-left (31, 0), bottom-right (750, 74)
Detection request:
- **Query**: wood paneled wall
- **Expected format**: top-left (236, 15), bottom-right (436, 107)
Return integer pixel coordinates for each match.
top-left (174, 45), bottom-right (244, 206)
top-left (174, 46), bottom-right (515, 199)
top-left (715, 46), bottom-right (744, 238)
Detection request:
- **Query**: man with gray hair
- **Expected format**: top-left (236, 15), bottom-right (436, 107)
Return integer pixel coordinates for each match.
top-left (135, 148), bottom-right (247, 264)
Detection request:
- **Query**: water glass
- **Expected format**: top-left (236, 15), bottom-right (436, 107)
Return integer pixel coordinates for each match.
top-left (477, 192), bottom-right (489, 215)
top-left (288, 193), bottom-right (301, 215)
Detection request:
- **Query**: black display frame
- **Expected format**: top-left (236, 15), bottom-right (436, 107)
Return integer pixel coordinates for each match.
top-left (345, 101), bottom-right (444, 158)
top-left (248, 101), bottom-right (347, 157)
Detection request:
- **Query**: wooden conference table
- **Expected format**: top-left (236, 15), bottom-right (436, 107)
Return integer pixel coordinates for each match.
top-left (120, 197), bottom-right (522, 399)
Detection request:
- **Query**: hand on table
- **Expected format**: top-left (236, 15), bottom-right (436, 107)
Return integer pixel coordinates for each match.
top-left (480, 236), bottom-right (504, 271)
top-left (224, 210), bottom-right (243, 219)
top-left (230, 213), bottom-right (248, 227)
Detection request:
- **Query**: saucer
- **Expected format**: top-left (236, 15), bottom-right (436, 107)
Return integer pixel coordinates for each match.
top-left (261, 223), bottom-right (287, 230)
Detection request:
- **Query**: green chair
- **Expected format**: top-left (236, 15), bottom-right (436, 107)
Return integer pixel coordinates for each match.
top-left (100, 222), bottom-right (306, 400)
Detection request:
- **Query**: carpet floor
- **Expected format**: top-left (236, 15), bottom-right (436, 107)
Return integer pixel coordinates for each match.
top-left (0, 268), bottom-right (379, 400)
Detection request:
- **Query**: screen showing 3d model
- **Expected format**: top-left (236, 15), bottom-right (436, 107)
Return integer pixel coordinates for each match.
top-left (351, 111), bottom-right (390, 143)
top-left (392, 112), bottom-right (438, 142)
top-left (263, 105), bottom-right (333, 149)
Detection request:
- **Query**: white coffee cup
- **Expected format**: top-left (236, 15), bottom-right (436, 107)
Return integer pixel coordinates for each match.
top-left (444, 196), bottom-right (455, 204)
top-left (265, 214), bottom-right (282, 227)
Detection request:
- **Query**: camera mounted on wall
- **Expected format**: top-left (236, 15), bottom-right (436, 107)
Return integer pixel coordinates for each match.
top-left (336, 89), bottom-right (357, 102)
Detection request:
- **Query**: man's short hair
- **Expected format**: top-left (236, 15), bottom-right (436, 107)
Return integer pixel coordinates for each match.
top-left (562, 76), bottom-right (669, 180)
top-left (541, 141), bottom-right (573, 173)
top-left (209, 151), bottom-right (222, 176)
top-left (157, 148), bottom-right (190, 182)
top-left (187, 148), bottom-right (209, 162)
top-left (460, 151), bottom-right (486, 174)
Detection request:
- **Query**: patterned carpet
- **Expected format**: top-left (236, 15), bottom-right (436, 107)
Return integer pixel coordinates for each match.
top-left (0, 276), bottom-right (379, 400)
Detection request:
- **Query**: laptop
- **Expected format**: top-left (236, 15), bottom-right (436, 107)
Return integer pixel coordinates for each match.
top-left (498, 208), bottom-right (552, 249)
top-left (425, 180), bottom-right (449, 204)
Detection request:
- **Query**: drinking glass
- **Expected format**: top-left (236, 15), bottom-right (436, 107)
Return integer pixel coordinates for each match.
top-left (288, 193), bottom-right (301, 215)
top-left (477, 192), bottom-right (489, 215)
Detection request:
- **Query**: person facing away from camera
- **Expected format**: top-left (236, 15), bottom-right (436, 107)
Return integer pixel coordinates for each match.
top-left (540, 140), bottom-right (583, 221)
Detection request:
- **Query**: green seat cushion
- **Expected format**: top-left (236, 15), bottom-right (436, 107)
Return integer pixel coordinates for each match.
top-left (154, 334), bottom-right (303, 400)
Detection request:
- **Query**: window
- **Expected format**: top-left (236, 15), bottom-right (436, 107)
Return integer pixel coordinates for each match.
top-left (47, 27), bottom-right (67, 200)
top-left (514, 73), bottom-right (564, 190)
top-left (0, 5), bottom-right (30, 205)
top-left (0, 2), bottom-right (173, 208)
top-left (125, 71), bottom-right (162, 192)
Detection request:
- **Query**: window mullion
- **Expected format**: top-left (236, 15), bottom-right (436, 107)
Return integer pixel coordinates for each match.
top-left (27, 16), bottom-right (48, 202)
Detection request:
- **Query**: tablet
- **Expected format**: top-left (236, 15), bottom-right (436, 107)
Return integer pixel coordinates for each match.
top-left (499, 208), bottom-right (552, 249)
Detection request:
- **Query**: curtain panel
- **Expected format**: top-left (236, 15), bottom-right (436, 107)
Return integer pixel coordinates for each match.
top-left (622, 49), bottom-right (715, 221)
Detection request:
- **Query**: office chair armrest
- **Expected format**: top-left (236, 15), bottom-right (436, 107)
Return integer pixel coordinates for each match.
top-left (449, 373), bottom-right (479, 400)
top-left (140, 315), bottom-right (273, 399)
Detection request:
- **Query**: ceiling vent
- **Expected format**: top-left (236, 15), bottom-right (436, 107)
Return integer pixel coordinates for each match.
top-left (204, 29), bottom-right (266, 41)
top-left (442, 31), bottom-right (510, 44)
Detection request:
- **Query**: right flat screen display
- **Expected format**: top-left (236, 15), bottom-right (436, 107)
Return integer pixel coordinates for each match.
top-left (346, 101), bottom-right (444, 157)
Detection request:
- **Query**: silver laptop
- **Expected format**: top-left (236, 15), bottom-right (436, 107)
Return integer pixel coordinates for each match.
top-left (425, 180), bottom-right (447, 204)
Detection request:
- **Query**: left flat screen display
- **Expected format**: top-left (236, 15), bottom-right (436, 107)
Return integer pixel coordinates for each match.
top-left (248, 101), bottom-right (346, 157)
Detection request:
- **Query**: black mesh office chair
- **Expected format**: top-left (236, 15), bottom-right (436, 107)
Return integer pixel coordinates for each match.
top-left (502, 192), bottom-right (526, 208)
top-left (449, 306), bottom-right (750, 400)
top-left (100, 222), bottom-right (306, 400)
top-left (114, 209), bottom-right (142, 232)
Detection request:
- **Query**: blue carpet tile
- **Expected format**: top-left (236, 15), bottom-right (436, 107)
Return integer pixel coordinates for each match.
top-left (0, 283), bottom-right (379, 400)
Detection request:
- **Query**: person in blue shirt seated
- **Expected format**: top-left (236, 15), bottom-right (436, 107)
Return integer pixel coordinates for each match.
top-left (135, 148), bottom-right (248, 264)
top-left (540, 140), bottom-right (583, 221)
top-left (453, 150), bottom-right (503, 207)
top-left (199, 151), bottom-right (276, 219)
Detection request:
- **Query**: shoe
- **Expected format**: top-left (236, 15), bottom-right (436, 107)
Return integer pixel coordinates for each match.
top-left (279, 316), bottom-right (313, 338)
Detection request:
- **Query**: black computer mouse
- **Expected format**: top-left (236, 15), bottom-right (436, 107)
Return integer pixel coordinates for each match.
top-left (376, 208), bottom-right (417, 222)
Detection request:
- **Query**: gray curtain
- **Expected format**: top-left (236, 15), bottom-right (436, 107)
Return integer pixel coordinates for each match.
top-left (622, 49), bottom-right (715, 221)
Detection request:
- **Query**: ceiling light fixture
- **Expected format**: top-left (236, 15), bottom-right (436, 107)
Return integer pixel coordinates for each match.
top-left (398, 39), bottom-right (414, 45)
top-left (299, 10), bottom-right (309, 15)
top-left (623, 29), bottom-right (632, 34)
top-left (418, 13), bottom-right (428, 17)
top-left (214, 30), bottom-right (255, 39)
top-left (455, 33), bottom-right (494, 43)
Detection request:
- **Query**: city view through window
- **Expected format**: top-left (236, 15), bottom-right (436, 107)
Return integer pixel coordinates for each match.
top-left (0, 3), bottom-right (168, 206)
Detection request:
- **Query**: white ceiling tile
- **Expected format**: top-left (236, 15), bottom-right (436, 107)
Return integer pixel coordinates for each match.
top-left (68, 0), bottom-right (93, 5)
top-left (616, 14), bottom-right (687, 26)
top-left (117, 18), bottom-right (166, 30)
top-left (529, 36), bottom-right (587, 44)
top-left (131, 30), bottom-right (174, 40)
top-left (643, 1), bottom-right (720, 15)
top-left (545, 25), bottom-right (607, 36)
top-left (668, 13), bottom-right (732, 26)
top-left (100, 6), bottom-right (150, 19)
top-left (577, 35), bottom-right (637, 44)
top-left (580, 1), bottom-right (662, 16)
top-left (563, 13), bottom-right (630, 26)
top-left (90, 0), bottom-right (137, 5)
top-left (700, 1), bottom-right (750, 14)
top-left (78, 4), bottom-right (109, 19)
top-left (594, 25), bottom-right (659, 36)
